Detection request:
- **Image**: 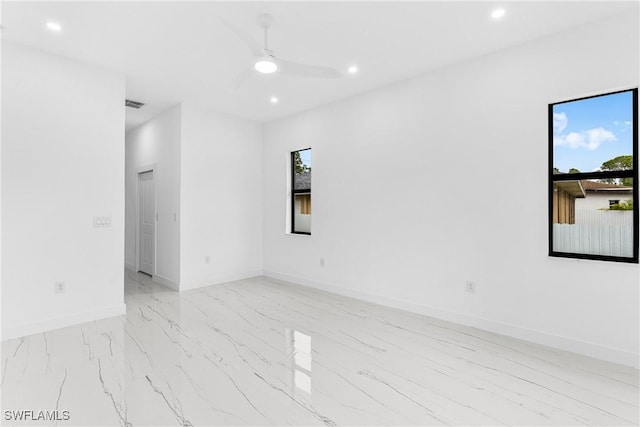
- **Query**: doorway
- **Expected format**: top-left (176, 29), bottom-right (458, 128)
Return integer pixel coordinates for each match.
top-left (138, 170), bottom-right (155, 276)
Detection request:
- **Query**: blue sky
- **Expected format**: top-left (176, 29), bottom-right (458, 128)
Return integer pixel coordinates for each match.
top-left (299, 148), bottom-right (312, 168)
top-left (553, 90), bottom-right (633, 172)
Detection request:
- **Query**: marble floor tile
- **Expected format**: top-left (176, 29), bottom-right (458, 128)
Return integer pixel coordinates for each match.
top-left (1, 272), bottom-right (638, 426)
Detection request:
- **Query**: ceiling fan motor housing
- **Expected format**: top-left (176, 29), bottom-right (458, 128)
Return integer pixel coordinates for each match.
top-left (257, 13), bottom-right (275, 28)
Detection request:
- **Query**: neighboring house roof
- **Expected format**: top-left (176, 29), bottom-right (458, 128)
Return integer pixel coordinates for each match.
top-left (580, 180), bottom-right (632, 193)
top-left (554, 180), bottom-right (586, 198)
top-left (294, 169), bottom-right (311, 190)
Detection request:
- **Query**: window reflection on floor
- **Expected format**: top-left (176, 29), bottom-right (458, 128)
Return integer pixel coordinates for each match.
top-left (286, 329), bottom-right (312, 394)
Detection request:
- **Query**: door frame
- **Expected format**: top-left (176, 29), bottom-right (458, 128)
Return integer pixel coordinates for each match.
top-left (135, 164), bottom-right (157, 275)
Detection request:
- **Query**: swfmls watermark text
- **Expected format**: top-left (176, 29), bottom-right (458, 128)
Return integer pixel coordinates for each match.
top-left (4, 410), bottom-right (70, 422)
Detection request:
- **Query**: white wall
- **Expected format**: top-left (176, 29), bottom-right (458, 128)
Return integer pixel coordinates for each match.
top-left (577, 192), bottom-right (633, 210)
top-left (0, 37), bottom-right (4, 339)
top-left (1, 43), bottom-right (126, 339)
top-left (125, 105), bottom-right (181, 289)
top-left (263, 13), bottom-right (640, 367)
top-left (179, 103), bottom-right (263, 289)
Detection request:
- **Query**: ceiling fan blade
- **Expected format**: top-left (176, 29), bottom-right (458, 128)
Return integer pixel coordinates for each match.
top-left (276, 58), bottom-right (342, 79)
top-left (231, 68), bottom-right (253, 92)
top-left (219, 18), bottom-right (263, 57)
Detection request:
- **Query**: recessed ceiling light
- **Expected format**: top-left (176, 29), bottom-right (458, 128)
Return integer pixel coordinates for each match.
top-left (270, 96), bottom-right (279, 104)
top-left (45, 21), bottom-right (62, 32)
top-left (348, 65), bottom-right (358, 74)
top-left (491, 8), bottom-right (506, 20)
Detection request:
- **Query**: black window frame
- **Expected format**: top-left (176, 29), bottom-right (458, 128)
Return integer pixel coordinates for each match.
top-left (291, 148), bottom-right (312, 235)
top-left (548, 88), bottom-right (638, 263)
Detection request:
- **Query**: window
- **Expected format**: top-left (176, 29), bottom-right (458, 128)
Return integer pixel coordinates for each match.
top-left (549, 88), bottom-right (638, 263)
top-left (291, 148), bottom-right (311, 234)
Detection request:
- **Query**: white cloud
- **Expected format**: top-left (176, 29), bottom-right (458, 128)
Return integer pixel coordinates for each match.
top-left (555, 132), bottom-right (584, 149)
top-left (584, 127), bottom-right (616, 149)
top-left (554, 127), bottom-right (616, 151)
top-left (553, 112), bottom-right (567, 134)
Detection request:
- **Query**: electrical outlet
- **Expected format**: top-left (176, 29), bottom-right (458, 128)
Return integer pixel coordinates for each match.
top-left (320, 258), bottom-right (325, 267)
top-left (93, 216), bottom-right (112, 228)
top-left (205, 256), bottom-right (210, 264)
top-left (466, 281), bottom-right (476, 293)
top-left (54, 281), bottom-right (65, 294)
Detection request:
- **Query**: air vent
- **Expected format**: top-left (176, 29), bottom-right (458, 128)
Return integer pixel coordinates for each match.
top-left (125, 99), bottom-right (145, 109)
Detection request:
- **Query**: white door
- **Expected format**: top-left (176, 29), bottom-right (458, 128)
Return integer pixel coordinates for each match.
top-left (139, 171), bottom-right (155, 276)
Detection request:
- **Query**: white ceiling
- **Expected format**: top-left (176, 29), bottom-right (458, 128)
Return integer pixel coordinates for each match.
top-left (2, 1), bottom-right (637, 131)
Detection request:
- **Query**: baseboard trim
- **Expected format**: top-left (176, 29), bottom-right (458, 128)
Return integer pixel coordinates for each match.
top-left (180, 270), bottom-right (264, 291)
top-left (124, 267), bottom-right (179, 292)
top-left (153, 274), bottom-right (180, 291)
top-left (263, 270), bottom-right (639, 368)
top-left (1, 303), bottom-right (127, 341)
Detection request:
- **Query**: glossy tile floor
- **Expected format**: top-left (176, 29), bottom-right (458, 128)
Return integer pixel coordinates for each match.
top-left (2, 273), bottom-right (638, 426)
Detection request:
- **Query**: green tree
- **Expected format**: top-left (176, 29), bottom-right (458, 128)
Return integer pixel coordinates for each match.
top-left (293, 151), bottom-right (307, 174)
top-left (568, 168), bottom-right (580, 174)
top-left (599, 155), bottom-right (633, 186)
top-left (602, 155), bottom-right (632, 171)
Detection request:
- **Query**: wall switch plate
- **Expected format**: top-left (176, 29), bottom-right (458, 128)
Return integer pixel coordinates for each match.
top-left (93, 216), bottom-right (112, 228)
top-left (205, 256), bottom-right (210, 264)
top-left (55, 281), bottom-right (65, 294)
top-left (320, 258), bottom-right (325, 267)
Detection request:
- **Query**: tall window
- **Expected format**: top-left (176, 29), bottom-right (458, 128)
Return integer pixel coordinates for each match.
top-left (549, 88), bottom-right (638, 263)
top-left (291, 148), bottom-right (311, 235)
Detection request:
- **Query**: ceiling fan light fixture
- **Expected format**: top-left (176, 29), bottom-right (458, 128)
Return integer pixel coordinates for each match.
top-left (45, 21), bottom-right (62, 32)
top-left (255, 58), bottom-right (278, 74)
top-left (491, 8), bottom-right (506, 20)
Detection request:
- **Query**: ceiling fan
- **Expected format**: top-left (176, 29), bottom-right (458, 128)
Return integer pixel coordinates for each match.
top-left (221, 14), bottom-right (342, 90)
